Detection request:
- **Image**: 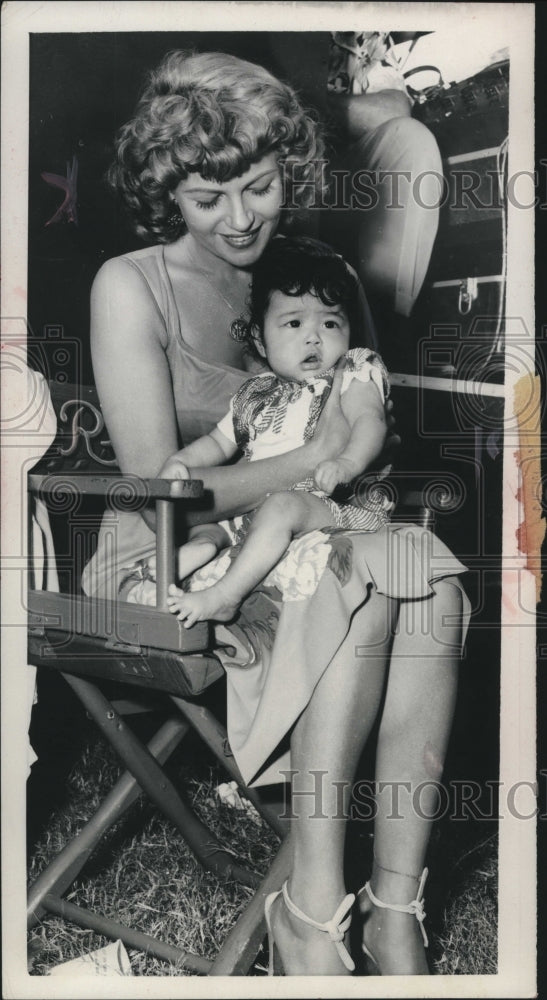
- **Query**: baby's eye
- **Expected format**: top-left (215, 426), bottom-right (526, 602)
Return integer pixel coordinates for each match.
top-left (324, 320), bottom-right (340, 329)
top-left (286, 319), bottom-right (301, 328)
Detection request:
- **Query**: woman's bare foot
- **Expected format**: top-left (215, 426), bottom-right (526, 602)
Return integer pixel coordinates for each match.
top-left (267, 889), bottom-right (354, 976)
top-left (167, 580), bottom-right (241, 627)
top-left (358, 886), bottom-right (430, 975)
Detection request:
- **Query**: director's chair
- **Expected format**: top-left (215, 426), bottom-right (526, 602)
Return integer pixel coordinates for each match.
top-left (27, 377), bottom-right (457, 975)
top-left (26, 379), bottom-right (294, 975)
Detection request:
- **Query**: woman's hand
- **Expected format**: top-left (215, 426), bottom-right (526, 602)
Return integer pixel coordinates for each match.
top-left (308, 356), bottom-right (351, 463)
top-left (382, 397), bottom-right (401, 456)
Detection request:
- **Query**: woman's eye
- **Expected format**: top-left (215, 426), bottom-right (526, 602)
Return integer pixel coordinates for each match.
top-left (195, 197), bottom-right (219, 211)
top-left (249, 180), bottom-right (274, 197)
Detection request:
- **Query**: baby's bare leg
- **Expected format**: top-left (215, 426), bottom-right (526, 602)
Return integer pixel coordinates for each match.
top-left (176, 523), bottom-right (231, 582)
top-left (167, 491), bottom-right (333, 627)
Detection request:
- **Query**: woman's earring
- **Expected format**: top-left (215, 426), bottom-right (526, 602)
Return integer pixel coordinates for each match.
top-left (167, 203), bottom-right (184, 231)
top-left (230, 317), bottom-right (250, 342)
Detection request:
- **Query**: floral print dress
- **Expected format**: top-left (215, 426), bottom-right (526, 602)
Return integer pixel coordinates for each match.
top-left (214, 348), bottom-right (393, 545)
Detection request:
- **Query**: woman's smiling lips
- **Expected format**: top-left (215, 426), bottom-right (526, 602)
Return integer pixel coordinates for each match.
top-left (219, 226), bottom-right (262, 248)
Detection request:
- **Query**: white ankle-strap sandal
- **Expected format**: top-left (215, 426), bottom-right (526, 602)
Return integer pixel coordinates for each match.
top-left (264, 880), bottom-right (356, 975)
top-left (359, 866), bottom-right (429, 954)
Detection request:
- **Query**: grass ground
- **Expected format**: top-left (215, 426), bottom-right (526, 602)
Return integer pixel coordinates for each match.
top-left (27, 705), bottom-right (498, 978)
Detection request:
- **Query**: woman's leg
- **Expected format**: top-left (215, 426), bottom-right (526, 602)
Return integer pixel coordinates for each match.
top-left (361, 580), bottom-right (463, 974)
top-left (322, 117), bottom-right (442, 319)
top-left (270, 588), bottom-right (397, 975)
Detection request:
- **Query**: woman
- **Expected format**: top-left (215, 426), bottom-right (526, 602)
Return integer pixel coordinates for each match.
top-left (82, 49), bottom-right (469, 976)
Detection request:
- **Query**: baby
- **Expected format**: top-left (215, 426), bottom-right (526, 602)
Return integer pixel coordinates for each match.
top-left (161, 236), bottom-right (391, 626)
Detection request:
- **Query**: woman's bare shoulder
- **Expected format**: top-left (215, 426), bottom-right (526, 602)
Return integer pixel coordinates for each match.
top-left (90, 247), bottom-right (169, 350)
top-left (92, 245), bottom-right (164, 292)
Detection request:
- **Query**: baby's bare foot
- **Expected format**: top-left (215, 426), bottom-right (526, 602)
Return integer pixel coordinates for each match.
top-left (167, 581), bottom-right (240, 627)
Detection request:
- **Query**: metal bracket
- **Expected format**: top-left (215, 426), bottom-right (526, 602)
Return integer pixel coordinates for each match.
top-left (458, 277), bottom-right (479, 314)
top-left (104, 638), bottom-right (143, 656)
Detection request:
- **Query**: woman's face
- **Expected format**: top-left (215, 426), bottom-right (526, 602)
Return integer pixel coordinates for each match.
top-left (173, 153), bottom-right (283, 268)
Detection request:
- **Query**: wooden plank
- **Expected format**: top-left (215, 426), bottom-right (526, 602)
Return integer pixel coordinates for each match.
top-left (29, 633), bottom-right (224, 697)
top-left (29, 472), bottom-right (203, 500)
top-left (42, 896), bottom-right (212, 974)
top-left (209, 836), bottom-right (292, 975)
top-left (28, 589), bottom-right (210, 653)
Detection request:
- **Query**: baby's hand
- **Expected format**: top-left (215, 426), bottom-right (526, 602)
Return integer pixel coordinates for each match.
top-left (314, 458), bottom-right (358, 495)
top-left (159, 457), bottom-right (190, 480)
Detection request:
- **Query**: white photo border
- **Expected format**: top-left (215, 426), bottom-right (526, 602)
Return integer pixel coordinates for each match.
top-left (1, 3), bottom-right (537, 998)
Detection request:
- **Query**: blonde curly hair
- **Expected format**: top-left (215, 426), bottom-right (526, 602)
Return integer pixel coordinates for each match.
top-left (108, 49), bottom-right (326, 243)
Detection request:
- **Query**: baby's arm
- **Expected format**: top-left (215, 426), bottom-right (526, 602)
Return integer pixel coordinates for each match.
top-left (159, 427), bottom-right (237, 479)
top-left (314, 379), bottom-right (387, 495)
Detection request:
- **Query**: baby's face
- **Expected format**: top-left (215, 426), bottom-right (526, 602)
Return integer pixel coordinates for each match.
top-left (260, 290), bottom-right (350, 382)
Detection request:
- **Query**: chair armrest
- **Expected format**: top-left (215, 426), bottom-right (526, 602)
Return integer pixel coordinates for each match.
top-left (28, 473), bottom-right (203, 501)
top-left (28, 472), bottom-right (205, 610)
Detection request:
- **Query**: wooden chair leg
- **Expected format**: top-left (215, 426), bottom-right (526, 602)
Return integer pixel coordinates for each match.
top-left (208, 834), bottom-right (292, 976)
top-left (41, 894), bottom-right (212, 974)
top-left (58, 673), bottom-right (262, 887)
top-left (28, 714), bottom-right (190, 926)
top-left (170, 696), bottom-right (289, 839)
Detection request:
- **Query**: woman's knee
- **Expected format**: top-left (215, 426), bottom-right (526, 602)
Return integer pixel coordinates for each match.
top-left (378, 116), bottom-right (442, 173)
top-left (354, 588), bottom-right (397, 648)
top-left (431, 578), bottom-right (464, 612)
top-left (351, 115), bottom-right (442, 179)
top-left (395, 580), bottom-right (465, 662)
top-left (431, 578), bottom-right (466, 645)
top-left (429, 578), bottom-right (464, 628)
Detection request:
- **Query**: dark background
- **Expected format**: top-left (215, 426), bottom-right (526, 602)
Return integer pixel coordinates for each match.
top-left (28, 30), bottom-right (510, 383)
top-left (28, 32), bottom-right (303, 382)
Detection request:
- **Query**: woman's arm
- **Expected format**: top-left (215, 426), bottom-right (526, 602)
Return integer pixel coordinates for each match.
top-left (159, 427), bottom-right (237, 479)
top-left (91, 261), bottom-right (351, 528)
top-left (187, 359), bottom-right (351, 523)
top-left (314, 379), bottom-right (387, 495)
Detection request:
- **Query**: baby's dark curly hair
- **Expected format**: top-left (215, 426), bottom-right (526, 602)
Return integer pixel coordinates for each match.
top-left (108, 50), bottom-right (326, 243)
top-left (233, 235), bottom-right (360, 355)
